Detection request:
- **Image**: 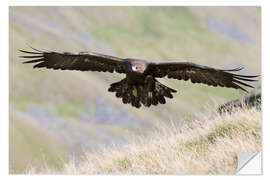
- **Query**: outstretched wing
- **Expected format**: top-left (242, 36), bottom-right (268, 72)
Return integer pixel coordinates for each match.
top-left (149, 62), bottom-right (259, 92)
top-left (19, 47), bottom-right (127, 74)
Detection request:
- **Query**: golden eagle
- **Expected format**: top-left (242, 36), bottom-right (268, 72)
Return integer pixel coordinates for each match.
top-left (19, 47), bottom-right (259, 108)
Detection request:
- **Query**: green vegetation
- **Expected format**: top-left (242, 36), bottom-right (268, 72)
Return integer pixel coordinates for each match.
top-left (55, 102), bottom-right (85, 119)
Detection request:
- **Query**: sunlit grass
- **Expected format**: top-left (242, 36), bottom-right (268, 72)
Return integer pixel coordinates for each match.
top-left (26, 107), bottom-right (261, 174)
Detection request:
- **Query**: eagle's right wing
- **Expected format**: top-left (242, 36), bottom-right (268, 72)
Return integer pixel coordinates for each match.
top-left (19, 47), bottom-right (127, 74)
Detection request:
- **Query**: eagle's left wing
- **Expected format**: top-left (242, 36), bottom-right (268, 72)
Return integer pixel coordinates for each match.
top-left (19, 47), bottom-right (127, 74)
top-left (149, 61), bottom-right (259, 92)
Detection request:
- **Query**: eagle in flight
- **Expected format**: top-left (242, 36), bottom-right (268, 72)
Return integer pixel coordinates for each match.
top-left (19, 47), bottom-right (259, 108)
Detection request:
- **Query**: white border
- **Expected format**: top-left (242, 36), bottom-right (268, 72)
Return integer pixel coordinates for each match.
top-left (0, 1), bottom-right (9, 178)
top-left (2, 0), bottom-right (269, 179)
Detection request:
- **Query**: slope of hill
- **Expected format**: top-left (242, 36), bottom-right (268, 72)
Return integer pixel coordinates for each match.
top-left (9, 7), bottom-right (261, 173)
top-left (27, 107), bottom-right (261, 174)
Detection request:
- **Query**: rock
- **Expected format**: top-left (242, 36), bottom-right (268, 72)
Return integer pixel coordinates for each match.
top-left (218, 87), bottom-right (261, 114)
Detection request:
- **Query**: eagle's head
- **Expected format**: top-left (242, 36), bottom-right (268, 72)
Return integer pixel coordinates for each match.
top-left (130, 60), bottom-right (147, 74)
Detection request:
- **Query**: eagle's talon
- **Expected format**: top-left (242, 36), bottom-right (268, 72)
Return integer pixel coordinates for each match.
top-left (148, 91), bottom-right (153, 99)
top-left (132, 88), bottom-right (137, 97)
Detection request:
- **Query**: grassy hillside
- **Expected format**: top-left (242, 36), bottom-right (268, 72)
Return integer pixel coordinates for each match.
top-left (26, 107), bottom-right (261, 174)
top-left (9, 108), bottom-right (68, 173)
top-left (9, 7), bottom-right (261, 173)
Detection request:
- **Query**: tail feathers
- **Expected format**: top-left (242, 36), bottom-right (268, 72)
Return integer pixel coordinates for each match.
top-left (108, 79), bottom-right (177, 108)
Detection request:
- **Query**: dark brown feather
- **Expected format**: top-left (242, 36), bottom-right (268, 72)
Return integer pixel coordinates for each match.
top-left (19, 48), bottom-right (127, 74)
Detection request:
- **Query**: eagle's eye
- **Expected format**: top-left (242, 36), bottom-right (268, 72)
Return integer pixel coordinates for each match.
top-left (132, 66), bottom-right (138, 71)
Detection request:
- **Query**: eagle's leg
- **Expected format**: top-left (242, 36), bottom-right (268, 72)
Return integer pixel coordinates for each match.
top-left (141, 75), bottom-right (174, 107)
top-left (129, 84), bottom-right (141, 108)
top-left (142, 75), bottom-right (156, 107)
top-left (145, 75), bottom-right (154, 97)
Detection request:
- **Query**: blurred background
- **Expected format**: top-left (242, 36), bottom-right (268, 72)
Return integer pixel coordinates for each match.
top-left (9, 6), bottom-right (261, 173)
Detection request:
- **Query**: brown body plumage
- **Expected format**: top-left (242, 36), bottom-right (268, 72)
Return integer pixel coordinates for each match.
top-left (19, 47), bottom-right (259, 108)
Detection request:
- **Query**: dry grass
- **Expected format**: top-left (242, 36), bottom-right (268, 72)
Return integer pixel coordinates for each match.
top-left (27, 107), bottom-right (261, 174)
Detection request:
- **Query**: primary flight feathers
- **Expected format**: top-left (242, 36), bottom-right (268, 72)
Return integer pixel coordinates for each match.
top-left (19, 47), bottom-right (259, 108)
